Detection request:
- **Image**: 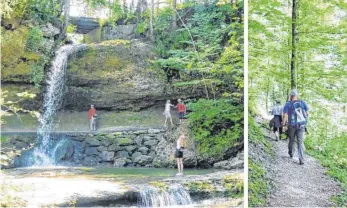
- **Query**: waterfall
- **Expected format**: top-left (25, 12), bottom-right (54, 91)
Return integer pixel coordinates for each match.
top-left (137, 184), bottom-right (192, 207)
top-left (32, 44), bottom-right (86, 166)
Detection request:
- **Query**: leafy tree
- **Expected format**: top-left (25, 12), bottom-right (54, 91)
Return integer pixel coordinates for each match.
top-left (249, 0), bottom-right (347, 205)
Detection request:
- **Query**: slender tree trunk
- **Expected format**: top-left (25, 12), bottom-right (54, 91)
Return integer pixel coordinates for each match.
top-left (59, 0), bottom-right (70, 40)
top-left (290, 0), bottom-right (298, 89)
top-left (172, 0), bottom-right (177, 30)
top-left (136, 0), bottom-right (142, 22)
top-left (149, 0), bottom-right (155, 41)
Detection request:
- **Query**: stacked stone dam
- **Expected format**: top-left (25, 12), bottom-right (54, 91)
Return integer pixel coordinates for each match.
top-left (3, 128), bottom-right (178, 168)
top-left (73, 128), bottom-right (166, 167)
top-left (2, 127), bottom-right (243, 169)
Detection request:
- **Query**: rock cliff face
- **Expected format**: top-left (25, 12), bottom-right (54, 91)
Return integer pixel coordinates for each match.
top-left (63, 39), bottom-right (208, 111)
top-left (1, 22), bottom-right (62, 110)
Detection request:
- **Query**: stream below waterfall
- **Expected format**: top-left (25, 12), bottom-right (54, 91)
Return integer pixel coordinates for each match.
top-left (1, 167), bottom-right (243, 207)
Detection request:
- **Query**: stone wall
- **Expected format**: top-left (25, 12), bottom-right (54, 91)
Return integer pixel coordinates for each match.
top-left (2, 128), bottom-right (179, 168)
top-left (69, 128), bottom-right (167, 167)
top-left (2, 127), bottom-right (242, 169)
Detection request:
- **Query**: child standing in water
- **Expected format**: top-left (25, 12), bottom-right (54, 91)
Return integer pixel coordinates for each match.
top-left (175, 130), bottom-right (187, 176)
top-left (163, 100), bottom-right (174, 127)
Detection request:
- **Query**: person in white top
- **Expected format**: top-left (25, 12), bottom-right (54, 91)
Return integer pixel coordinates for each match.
top-left (163, 100), bottom-right (174, 127)
top-left (175, 131), bottom-right (187, 176)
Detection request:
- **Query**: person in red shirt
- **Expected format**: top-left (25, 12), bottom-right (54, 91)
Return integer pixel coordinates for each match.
top-left (88, 105), bottom-right (96, 131)
top-left (176, 98), bottom-right (186, 124)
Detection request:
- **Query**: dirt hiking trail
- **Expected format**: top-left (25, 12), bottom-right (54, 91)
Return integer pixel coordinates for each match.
top-left (262, 128), bottom-right (342, 207)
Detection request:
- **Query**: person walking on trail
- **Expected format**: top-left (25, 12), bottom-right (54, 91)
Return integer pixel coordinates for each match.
top-left (88, 105), bottom-right (97, 131)
top-left (163, 100), bottom-right (174, 127)
top-left (271, 100), bottom-right (283, 141)
top-left (175, 130), bottom-right (187, 176)
top-left (176, 98), bottom-right (186, 124)
top-left (282, 89), bottom-right (310, 165)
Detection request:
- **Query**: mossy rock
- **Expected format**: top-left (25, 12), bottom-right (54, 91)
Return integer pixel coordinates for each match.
top-left (116, 137), bottom-right (133, 146)
top-left (149, 181), bottom-right (168, 191)
top-left (184, 181), bottom-right (214, 193)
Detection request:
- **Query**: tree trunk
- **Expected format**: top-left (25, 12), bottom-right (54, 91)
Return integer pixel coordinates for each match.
top-left (149, 0), bottom-right (155, 41)
top-left (290, 0), bottom-right (298, 89)
top-left (136, 0), bottom-right (142, 22)
top-left (59, 0), bottom-right (70, 40)
top-left (172, 0), bottom-right (177, 30)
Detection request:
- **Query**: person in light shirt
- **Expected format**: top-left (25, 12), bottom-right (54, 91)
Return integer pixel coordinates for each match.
top-left (163, 100), bottom-right (174, 127)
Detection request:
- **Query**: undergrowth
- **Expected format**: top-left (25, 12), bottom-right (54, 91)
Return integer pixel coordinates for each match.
top-left (306, 134), bottom-right (347, 206)
top-left (248, 115), bottom-right (272, 207)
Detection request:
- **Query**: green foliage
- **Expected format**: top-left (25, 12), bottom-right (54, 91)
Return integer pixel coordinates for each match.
top-left (2, 0), bottom-right (65, 23)
top-left (26, 26), bottom-right (44, 52)
top-left (1, 25), bottom-right (51, 87)
top-left (249, 0), bottom-right (347, 205)
top-left (248, 115), bottom-right (271, 153)
top-left (152, 2), bottom-right (243, 102)
top-left (136, 21), bottom-right (147, 34)
top-left (248, 159), bottom-right (270, 207)
top-left (187, 99), bottom-right (243, 157)
top-left (66, 24), bottom-right (77, 33)
top-left (306, 134), bottom-right (347, 206)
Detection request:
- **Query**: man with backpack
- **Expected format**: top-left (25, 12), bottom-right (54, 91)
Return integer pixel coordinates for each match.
top-left (282, 89), bottom-right (309, 165)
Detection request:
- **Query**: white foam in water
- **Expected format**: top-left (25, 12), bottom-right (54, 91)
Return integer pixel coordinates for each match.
top-left (33, 44), bottom-right (87, 166)
top-left (137, 184), bottom-right (192, 207)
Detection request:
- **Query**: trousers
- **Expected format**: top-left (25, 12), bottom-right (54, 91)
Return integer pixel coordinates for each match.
top-left (288, 125), bottom-right (305, 162)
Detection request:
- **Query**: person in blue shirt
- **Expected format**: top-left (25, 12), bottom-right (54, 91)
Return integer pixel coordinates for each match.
top-left (282, 89), bottom-right (309, 165)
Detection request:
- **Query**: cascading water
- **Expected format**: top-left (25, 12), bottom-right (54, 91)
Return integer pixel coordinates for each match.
top-left (137, 184), bottom-right (192, 207)
top-left (32, 44), bottom-right (86, 166)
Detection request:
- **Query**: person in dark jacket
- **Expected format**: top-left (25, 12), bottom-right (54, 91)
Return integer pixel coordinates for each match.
top-left (271, 100), bottom-right (283, 141)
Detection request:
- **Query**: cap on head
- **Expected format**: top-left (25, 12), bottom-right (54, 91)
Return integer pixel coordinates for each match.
top-left (167, 100), bottom-right (171, 103)
top-left (290, 89), bottom-right (299, 97)
top-left (178, 98), bottom-right (182, 102)
top-left (91, 104), bottom-right (94, 107)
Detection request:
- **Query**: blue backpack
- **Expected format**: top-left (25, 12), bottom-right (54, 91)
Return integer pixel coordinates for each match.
top-left (290, 100), bottom-right (307, 126)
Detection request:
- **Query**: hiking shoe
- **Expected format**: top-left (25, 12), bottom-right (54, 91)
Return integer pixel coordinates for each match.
top-left (288, 152), bottom-right (293, 158)
top-left (299, 160), bottom-right (304, 165)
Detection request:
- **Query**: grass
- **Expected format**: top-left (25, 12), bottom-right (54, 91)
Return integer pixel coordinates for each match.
top-left (248, 115), bottom-right (272, 153)
top-left (248, 115), bottom-right (273, 207)
top-left (306, 134), bottom-right (347, 206)
top-left (248, 159), bottom-right (270, 207)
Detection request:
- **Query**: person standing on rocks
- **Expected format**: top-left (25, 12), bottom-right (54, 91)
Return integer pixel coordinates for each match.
top-left (163, 100), bottom-right (174, 127)
top-left (175, 130), bottom-right (187, 176)
top-left (176, 98), bottom-right (186, 124)
top-left (282, 90), bottom-right (309, 165)
top-left (88, 105), bottom-right (97, 131)
top-left (271, 100), bottom-right (283, 141)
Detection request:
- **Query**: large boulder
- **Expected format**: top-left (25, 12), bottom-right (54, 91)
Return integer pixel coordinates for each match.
top-left (85, 147), bottom-right (99, 156)
top-left (41, 23), bottom-right (61, 38)
top-left (100, 151), bottom-right (115, 162)
top-left (113, 157), bottom-right (127, 167)
top-left (133, 155), bottom-right (153, 166)
top-left (85, 138), bottom-right (100, 147)
top-left (116, 150), bottom-right (129, 158)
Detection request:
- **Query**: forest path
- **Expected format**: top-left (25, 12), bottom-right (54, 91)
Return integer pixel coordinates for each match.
top-left (263, 128), bottom-right (342, 207)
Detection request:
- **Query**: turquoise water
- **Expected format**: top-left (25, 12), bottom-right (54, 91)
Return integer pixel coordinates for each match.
top-left (79, 167), bottom-right (216, 179)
